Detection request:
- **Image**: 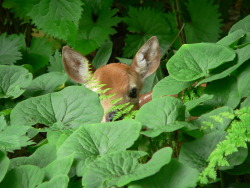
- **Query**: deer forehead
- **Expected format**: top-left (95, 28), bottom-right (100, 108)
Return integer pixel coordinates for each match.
top-left (93, 63), bottom-right (143, 95)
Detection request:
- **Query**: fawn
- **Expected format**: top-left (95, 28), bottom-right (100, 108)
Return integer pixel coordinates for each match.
top-left (62, 36), bottom-right (161, 122)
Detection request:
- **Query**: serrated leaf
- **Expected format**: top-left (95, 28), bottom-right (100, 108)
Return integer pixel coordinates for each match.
top-left (129, 159), bottom-right (199, 188)
top-left (70, 0), bottom-right (121, 54)
top-left (19, 38), bottom-right (53, 72)
top-left (123, 8), bottom-right (176, 57)
top-left (185, 0), bottom-right (222, 43)
top-left (37, 175), bottom-right (69, 188)
top-left (0, 125), bottom-right (34, 152)
top-left (0, 65), bottom-right (32, 99)
top-left (179, 131), bottom-right (227, 171)
top-left (0, 165), bottom-right (44, 188)
top-left (82, 147), bottom-right (172, 188)
top-left (0, 33), bottom-right (24, 65)
top-left (3, 0), bottom-right (40, 19)
top-left (153, 75), bottom-right (195, 98)
top-left (23, 72), bottom-right (67, 97)
top-left (136, 96), bottom-right (185, 136)
top-left (27, 0), bottom-right (83, 41)
top-left (48, 51), bottom-right (64, 73)
top-left (92, 41), bottom-right (113, 69)
top-left (57, 120), bottom-right (141, 175)
top-left (167, 43), bottom-right (236, 81)
top-left (0, 150), bottom-right (10, 182)
top-left (11, 86), bottom-right (103, 127)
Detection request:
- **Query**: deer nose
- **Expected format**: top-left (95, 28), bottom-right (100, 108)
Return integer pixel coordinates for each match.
top-left (106, 110), bottom-right (124, 122)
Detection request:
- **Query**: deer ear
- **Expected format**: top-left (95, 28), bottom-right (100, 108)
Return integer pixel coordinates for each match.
top-left (131, 36), bottom-right (161, 80)
top-left (62, 46), bottom-right (91, 84)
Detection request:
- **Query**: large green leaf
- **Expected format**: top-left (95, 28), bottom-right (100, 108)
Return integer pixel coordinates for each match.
top-left (196, 44), bottom-right (250, 86)
top-left (43, 153), bottom-right (74, 180)
top-left (179, 131), bottom-right (227, 171)
top-left (136, 96), bottom-right (185, 136)
top-left (10, 144), bottom-right (57, 170)
top-left (70, 0), bottom-right (120, 55)
top-left (0, 150), bottom-right (10, 182)
top-left (0, 33), bottom-right (24, 65)
top-left (37, 175), bottom-right (69, 188)
top-left (10, 86), bottom-right (103, 127)
top-left (23, 72), bottom-right (68, 97)
top-left (82, 147), bottom-right (172, 188)
top-left (152, 75), bottom-right (195, 98)
top-left (27, 0), bottom-right (83, 41)
top-left (0, 165), bottom-right (44, 188)
top-left (0, 65), bottom-right (32, 99)
top-left (129, 159), bottom-right (199, 188)
top-left (123, 8), bottom-right (176, 57)
top-left (167, 43), bottom-right (236, 81)
top-left (204, 76), bottom-right (241, 109)
top-left (185, 0), bottom-right (222, 43)
top-left (57, 120), bottom-right (141, 175)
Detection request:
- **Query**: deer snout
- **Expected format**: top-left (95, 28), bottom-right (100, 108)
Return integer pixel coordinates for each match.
top-left (106, 110), bottom-right (124, 122)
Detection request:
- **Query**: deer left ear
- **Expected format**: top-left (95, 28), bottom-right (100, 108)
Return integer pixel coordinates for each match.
top-left (131, 36), bottom-right (161, 80)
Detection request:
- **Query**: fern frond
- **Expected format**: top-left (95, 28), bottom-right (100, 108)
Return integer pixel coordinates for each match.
top-left (198, 107), bottom-right (250, 184)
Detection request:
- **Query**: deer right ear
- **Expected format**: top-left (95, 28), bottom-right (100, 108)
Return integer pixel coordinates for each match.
top-left (62, 46), bottom-right (91, 84)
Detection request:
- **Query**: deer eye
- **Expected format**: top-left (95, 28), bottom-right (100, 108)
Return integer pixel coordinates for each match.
top-left (129, 88), bottom-right (137, 98)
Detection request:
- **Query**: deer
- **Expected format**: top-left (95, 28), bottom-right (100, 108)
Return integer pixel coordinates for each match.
top-left (62, 36), bottom-right (161, 122)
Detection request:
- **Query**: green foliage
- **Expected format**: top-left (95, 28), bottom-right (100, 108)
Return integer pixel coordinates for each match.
top-left (0, 33), bottom-right (24, 65)
top-left (167, 43), bottom-right (236, 81)
top-left (123, 7), bottom-right (176, 57)
top-left (184, 0), bottom-right (222, 43)
top-left (1, 1), bottom-right (250, 187)
top-left (199, 107), bottom-right (250, 184)
top-left (69, 0), bottom-right (121, 54)
top-left (10, 86), bottom-right (103, 127)
top-left (0, 65), bottom-right (32, 98)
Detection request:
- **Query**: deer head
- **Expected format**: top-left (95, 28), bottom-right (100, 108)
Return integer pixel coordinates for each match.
top-left (62, 36), bottom-right (161, 122)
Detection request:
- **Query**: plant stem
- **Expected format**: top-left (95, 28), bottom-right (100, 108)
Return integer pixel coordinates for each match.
top-left (175, 0), bottom-right (186, 44)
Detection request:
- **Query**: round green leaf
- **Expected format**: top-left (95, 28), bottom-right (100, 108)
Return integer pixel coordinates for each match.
top-left (10, 86), bottom-right (103, 127)
top-left (136, 96), bottom-right (185, 132)
top-left (82, 147), bottom-right (172, 188)
top-left (23, 72), bottom-right (68, 97)
top-left (57, 120), bottom-right (142, 175)
top-left (0, 65), bottom-right (32, 98)
top-left (167, 43), bottom-right (236, 81)
top-left (129, 159), bottom-right (199, 188)
top-left (152, 76), bottom-right (195, 98)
